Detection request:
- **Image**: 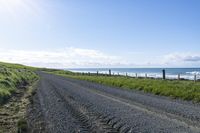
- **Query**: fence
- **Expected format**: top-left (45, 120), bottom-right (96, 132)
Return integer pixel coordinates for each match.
top-left (76, 69), bottom-right (200, 82)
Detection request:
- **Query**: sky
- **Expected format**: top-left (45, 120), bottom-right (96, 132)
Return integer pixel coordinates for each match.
top-left (0, 0), bottom-right (200, 68)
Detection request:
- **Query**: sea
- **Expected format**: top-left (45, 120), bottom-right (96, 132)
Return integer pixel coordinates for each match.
top-left (67, 68), bottom-right (200, 80)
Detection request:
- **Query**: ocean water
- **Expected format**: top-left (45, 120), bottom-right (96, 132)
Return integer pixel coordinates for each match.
top-left (67, 68), bottom-right (200, 80)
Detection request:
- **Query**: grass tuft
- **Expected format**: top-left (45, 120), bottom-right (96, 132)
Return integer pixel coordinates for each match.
top-left (17, 118), bottom-right (28, 133)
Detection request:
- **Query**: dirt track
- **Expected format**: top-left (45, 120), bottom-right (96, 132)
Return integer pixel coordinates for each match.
top-left (29, 72), bottom-right (200, 133)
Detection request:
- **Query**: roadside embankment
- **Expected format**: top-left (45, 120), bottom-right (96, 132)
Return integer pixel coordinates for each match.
top-left (0, 62), bottom-right (38, 133)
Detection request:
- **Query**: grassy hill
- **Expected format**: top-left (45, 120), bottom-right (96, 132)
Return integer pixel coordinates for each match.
top-left (0, 62), bottom-right (39, 132)
top-left (0, 62), bottom-right (38, 104)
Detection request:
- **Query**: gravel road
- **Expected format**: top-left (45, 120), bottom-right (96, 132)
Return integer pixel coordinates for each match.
top-left (34, 72), bottom-right (200, 133)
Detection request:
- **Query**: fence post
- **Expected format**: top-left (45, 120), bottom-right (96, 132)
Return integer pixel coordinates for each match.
top-left (194, 74), bottom-right (197, 82)
top-left (109, 69), bottom-right (111, 76)
top-left (97, 71), bottom-right (99, 76)
top-left (178, 74), bottom-right (180, 80)
top-left (162, 69), bottom-right (166, 80)
top-left (145, 73), bottom-right (147, 78)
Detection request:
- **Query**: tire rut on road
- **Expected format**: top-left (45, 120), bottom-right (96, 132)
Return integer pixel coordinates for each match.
top-left (49, 81), bottom-right (132, 133)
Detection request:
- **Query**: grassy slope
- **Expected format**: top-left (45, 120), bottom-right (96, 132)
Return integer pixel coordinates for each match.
top-left (0, 62), bottom-right (39, 132)
top-left (0, 62), bottom-right (38, 104)
top-left (47, 70), bottom-right (200, 102)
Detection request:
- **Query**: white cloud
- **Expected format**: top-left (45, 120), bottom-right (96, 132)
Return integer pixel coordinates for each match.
top-left (0, 48), bottom-right (199, 68)
top-left (162, 52), bottom-right (200, 67)
top-left (183, 56), bottom-right (200, 62)
top-left (0, 47), bottom-right (129, 68)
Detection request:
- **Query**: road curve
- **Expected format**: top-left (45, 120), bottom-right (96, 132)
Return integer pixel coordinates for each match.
top-left (35, 72), bottom-right (200, 133)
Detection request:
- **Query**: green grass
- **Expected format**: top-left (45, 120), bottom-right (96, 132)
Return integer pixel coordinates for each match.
top-left (47, 70), bottom-right (200, 102)
top-left (0, 62), bottom-right (38, 104)
top-left (17, 118), bottom-right (28, 133)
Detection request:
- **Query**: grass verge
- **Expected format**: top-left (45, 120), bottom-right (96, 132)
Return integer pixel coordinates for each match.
top-left (47, 70), bottom-right (200, 102)
top-left (0, 78), bottom-right (39, 133)
top-left (0, 62), bottom-right (39, 132)
top-left (0, 62), bottom-right (38, 104)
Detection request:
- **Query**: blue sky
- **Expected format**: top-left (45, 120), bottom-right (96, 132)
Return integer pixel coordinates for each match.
top-left (0, 0), bottom-right (200, 68)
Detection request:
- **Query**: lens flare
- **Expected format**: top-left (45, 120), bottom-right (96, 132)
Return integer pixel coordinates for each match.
top-left (0, 0), bottom-right (23, 9)
top-left (0, 0), bottom-right (38, 17)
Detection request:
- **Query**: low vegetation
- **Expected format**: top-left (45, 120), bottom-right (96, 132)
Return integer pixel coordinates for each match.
top-left (0, 62), bottom-right (38, 104)
top-left (47, 70), bottom-right (200, 102)
top-left (0, 62), bottom-right (38, 132)
top-left (17, 118), bottom-right (28, 133)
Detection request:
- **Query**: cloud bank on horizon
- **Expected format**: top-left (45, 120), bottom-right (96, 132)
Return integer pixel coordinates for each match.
top-left (0, 47), bottom-right (199, 68)
top-left (0, 47), bottom-right (128, 68)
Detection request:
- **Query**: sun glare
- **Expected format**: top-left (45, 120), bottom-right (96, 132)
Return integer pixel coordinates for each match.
top-left (0, 0), bottom-right (23, 9)
top-left (0, 0), bottom-right (39, 17)
top-left (0, 0), bottom-right (26, 16)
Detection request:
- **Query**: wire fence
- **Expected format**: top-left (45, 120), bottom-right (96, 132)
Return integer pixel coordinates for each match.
top-left (75, 69), bottom-right (200, 82)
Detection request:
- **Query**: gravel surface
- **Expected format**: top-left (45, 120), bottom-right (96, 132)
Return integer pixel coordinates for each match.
top-left (34, 72), bottom-right (200, 133)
